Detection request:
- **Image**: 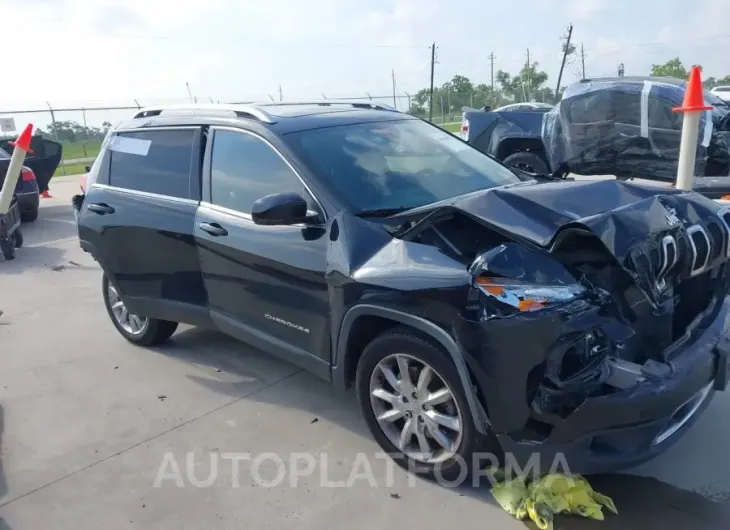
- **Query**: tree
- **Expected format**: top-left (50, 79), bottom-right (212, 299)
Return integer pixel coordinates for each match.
top-left (405, 63), bottom-right (552, 119)
top-left (496, 61), bottom-right (549, 103)
top-left (44, 120), bottom-right (109, 143)
top-left (649, 58), bottom-right (730, 88)
top-left (650, 57), bottom-right (690, 80)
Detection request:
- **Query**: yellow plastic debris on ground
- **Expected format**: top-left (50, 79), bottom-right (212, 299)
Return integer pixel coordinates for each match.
top-left (490, 472), bottom-right (618, 530)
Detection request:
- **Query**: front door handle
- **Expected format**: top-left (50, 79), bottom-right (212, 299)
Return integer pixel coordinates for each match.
top-left (87, 203), bottom-right (115, 215)
top-left (199, 222), bottom-right (228, 237)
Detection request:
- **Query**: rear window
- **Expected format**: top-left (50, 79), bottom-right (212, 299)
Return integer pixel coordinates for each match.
top-left (108, 129), bottom-right (194, 199)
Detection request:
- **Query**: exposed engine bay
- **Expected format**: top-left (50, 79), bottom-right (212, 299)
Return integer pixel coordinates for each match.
top-left (378, 180), bottom-right (730, 442)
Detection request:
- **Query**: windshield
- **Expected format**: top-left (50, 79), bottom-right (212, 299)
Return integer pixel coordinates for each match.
top-left (284, 119), bottom-right (519, 214)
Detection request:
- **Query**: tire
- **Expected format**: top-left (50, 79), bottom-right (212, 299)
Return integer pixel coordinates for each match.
top-left (13, 228), bottom-right (23, 249)
top-left (502, 151), bottom-right (550, 175)
top-left (21, 208), bottom-right (38, 223)
top-left (0, 238), bottom-right (15, 260)
top-left (356, 327), bottom-right (498, 481)
top-left (102, 274), bottom-right (178, 346)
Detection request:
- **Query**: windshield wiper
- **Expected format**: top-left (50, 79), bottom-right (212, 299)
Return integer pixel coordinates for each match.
top-left (356, 207), bottom-right (412, 218)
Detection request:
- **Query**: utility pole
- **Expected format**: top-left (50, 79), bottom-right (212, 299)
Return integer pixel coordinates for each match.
top-left (581, 44), bottom-right (586, 79)
top-left (279, 85), bottom-right (283, 101)
top-left (429, 42), bottom-right (436, 122)
top-left (489, 52), bottom-right (495, 107)
top-left (391, 69), bottom-right (397, 108)
top-left (555, 23), bottom-right (574, 103)
top-left (526, 48), bottom-right (531, 101)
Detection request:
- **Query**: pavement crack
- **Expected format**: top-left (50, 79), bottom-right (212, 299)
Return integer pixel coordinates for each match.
top-left (0, 368), bottom-right (303, 509)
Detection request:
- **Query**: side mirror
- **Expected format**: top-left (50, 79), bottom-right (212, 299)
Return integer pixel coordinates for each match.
top-left (85, 166), bottom-right (91, 173)
top-left (251, 192), bottom-right (318, 226)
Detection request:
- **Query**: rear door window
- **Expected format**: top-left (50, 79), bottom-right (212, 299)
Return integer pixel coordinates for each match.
top-left (108, 129), bottom-right (195, 199)
top-left (648, 97), bottom-right (681, 130)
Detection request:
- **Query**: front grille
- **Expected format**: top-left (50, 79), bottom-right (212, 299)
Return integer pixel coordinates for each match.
top-left (673, 269), bottom-right (716, 339)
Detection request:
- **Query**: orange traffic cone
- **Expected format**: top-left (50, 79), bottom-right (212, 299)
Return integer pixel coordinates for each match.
top-left (673, 65), bottom-right (713, 113)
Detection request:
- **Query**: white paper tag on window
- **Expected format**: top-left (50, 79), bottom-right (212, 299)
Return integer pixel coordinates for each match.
top-left (430, 131), bottom-right (469, 152)
top-left (109, 136), bottom-right (151, 156)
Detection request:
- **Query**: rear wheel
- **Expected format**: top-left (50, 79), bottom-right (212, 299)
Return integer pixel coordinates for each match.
top-left (21, 208), bottom-right (38, 223)
top-left (0, 238), bottom-right (15, 260)
top-left (356, 328), bottom-right (497, 480)
top-left (13, 228), bottom-right (23, 248)
top-left (502, 151), bottom-right (550, 175)
top-left (102, 274), bottom-right (178, 346)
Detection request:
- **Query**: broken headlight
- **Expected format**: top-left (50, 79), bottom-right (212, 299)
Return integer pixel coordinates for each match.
top-left (474, 277), bottom-right (586, 313)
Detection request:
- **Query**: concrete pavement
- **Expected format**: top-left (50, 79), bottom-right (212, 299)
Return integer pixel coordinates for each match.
top-left (0, 176), bottom-right (727, 528)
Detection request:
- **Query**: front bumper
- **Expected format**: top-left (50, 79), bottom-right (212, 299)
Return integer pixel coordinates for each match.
top-left (460, 296), bottom-right (730, 475)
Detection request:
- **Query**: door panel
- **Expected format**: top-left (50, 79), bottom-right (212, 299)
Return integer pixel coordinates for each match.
top-left (195, 203), bottom-right (330, 366)
top-left (1, 137), bottom-right (62, 192)
top-left (79, 186), bottom-right (208, 314)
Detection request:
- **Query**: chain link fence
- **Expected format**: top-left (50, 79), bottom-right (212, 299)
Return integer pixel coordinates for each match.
top-left (0, 91), bottom-right (515, 176)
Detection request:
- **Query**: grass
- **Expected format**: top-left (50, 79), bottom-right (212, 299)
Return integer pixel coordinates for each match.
top-left (61, 141), bottom-right (101, 161)
top-left (441, 122), bottom-right (462, 133)
top-left (53, 162), bottom-right (88, 177)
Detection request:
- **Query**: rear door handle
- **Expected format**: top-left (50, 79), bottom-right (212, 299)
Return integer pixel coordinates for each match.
top-left (87, 203), bottom-right (115, 215)
top-left (199, 222), bottom-right (228, 237)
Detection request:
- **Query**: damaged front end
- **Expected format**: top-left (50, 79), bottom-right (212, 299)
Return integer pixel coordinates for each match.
top-left (436, 181), bottom-right (730, 471)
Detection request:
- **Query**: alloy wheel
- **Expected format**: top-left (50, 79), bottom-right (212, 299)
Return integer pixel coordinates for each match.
top-left (107, 283), bottom-right (149, 336)
top-left (369, 353), bottom-right (463, 464)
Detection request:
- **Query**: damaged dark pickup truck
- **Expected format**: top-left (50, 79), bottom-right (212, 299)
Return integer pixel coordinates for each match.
top-left (74, 104), bottom-right (730, 477)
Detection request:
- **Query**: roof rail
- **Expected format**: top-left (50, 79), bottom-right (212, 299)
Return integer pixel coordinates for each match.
top-left (256, 100), bottom-right (401, 112)
top-left (132, 104), bottom-right (277, 124)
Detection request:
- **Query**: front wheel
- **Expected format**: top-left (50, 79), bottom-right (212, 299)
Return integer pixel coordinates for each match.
top-left (102, 274), bottom-right (178, 346)
top-left (356, 328), bottom-right (497, 480)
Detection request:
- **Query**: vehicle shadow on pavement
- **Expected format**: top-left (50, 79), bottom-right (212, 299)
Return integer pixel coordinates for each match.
top-left (0, 203), bottom-right (77, 274)
top-left (533, 475), bottom-right (730, 530)
top-left (0, 245), bottom-right (68, 275)
top-left (154, 327), bottom-right (730, 530)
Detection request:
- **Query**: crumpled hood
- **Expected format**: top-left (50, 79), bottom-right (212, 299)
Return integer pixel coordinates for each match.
top-left (441, 179), bottom-right (730, 304)
top-left (449, 179), bottom-right (720, 247)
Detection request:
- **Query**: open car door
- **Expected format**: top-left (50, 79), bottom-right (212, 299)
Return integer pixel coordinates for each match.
top-left (0, 135), bottom-right (62, 193)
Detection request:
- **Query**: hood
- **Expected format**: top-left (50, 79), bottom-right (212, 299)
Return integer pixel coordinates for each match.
top-left (411, 179), bottom-right (730, 306)
top-left (444, 179), bottom-right (717, 245)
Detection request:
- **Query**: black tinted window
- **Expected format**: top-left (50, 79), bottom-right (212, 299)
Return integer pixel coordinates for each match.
top-left (569, 91), bottom-right (640, 126)
top-left (648, 97), bottom-right (681, 129)
top-left (108, 129), bottom-right (194, 199)
top-left (285, 120), bottom-right (518, 213)
top-left (210, 130), bottom-right (310, 213)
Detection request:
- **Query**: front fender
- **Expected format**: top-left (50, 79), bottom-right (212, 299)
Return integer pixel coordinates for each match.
top-left (332, 303), bottom-right (491, 435)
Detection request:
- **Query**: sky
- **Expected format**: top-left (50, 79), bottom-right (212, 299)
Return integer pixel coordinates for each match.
top-left (2, 0), bottom-right (730, 128)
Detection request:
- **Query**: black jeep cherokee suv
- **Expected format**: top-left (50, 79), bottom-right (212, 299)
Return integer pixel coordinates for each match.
top-left (73, 102), bottom-right (730, 476)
